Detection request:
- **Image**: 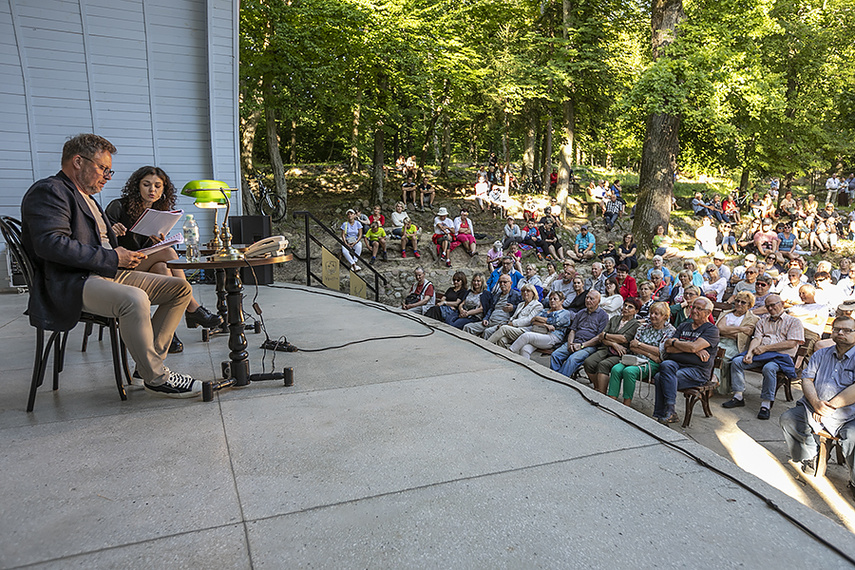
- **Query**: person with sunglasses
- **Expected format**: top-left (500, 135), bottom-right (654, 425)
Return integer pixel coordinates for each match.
top-left (750, 277), bottom-right (773, 314)
top-left (780, 316), bottom-right (855, 500)
top-left (726, 266), bottom-right (755, 304)
top-left (715, 291), bottom-right (759, 394)
top-left (701, 264), bottom-right (727, 302)
top-left (723, 294), bottom-right (804, 419)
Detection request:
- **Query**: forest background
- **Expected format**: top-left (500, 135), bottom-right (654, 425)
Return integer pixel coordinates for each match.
top-left (238, 0), bottom-right (855, 250)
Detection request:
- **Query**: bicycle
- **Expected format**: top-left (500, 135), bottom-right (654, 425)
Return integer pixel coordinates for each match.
top-left (252, 172), bottom-right (287, 222)
top-left (520, 173), bottom-right (544, 195)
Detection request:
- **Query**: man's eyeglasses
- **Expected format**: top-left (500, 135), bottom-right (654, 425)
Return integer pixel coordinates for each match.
top-left (765, 301), bottom-right (782, 308)
top-left (832, 327), bottom-right (855, 334)
top-left (80, 155), bottom-right (114, 178)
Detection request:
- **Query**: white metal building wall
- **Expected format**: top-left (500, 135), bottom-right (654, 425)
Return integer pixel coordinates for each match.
top-left (0, 0), bottom-right (240, 227)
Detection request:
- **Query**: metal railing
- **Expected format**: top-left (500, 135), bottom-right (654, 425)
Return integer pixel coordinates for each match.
top-left (293, 210), bottom-right (388, 301)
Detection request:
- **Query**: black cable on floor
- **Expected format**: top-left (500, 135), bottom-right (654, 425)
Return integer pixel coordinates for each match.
top-left (264, 282), bottom-right (855, 565)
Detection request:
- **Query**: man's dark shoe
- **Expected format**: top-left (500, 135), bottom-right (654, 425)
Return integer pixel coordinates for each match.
top-left (801, 457), bottom-right (816, 475)
top-left (657, 412), bottom-right (680, 425)
top-left (168, 334), bottom-right (184, 354)
top-left (757, 406), bottom-right (771, 420)
top-left (185, 306), bottom-right (223, 329)
top-left (722, 397), bottom-right (745, 409)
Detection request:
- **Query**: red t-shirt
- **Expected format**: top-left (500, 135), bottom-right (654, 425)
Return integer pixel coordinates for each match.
top-left (369, 214), bottom-right (385, 226)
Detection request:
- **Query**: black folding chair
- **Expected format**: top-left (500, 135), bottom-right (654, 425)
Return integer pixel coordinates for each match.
top-left (0, 216), bottom-right (131, 411)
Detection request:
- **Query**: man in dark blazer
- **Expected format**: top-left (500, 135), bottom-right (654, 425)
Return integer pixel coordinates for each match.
top-left (21, 134), bottom-right (201, 398)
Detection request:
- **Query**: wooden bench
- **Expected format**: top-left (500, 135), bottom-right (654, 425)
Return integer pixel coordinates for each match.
top-left (678, 346), bottom-right (726, 428)
top-left (775, 345), bottom-right (809, 402)
top-left (812, 429), bottom-right (846, 477)
top-left (820, 315), bottom-right (835, 340)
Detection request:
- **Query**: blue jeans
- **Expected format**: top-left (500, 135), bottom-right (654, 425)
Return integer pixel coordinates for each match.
top-left (780, 404), bottom-right (855, 484)
top-left (550, 344), bottom-right (596, 378)
top-left (730, 355), bottom-right (779, 402)
top-left (654, 360), bottom-right (708, 418)
top-left (604, 212), bottom-right (619, 229)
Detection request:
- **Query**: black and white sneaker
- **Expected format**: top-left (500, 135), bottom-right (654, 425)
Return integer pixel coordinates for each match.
top-left (144, 369), bottom-right (202, 398)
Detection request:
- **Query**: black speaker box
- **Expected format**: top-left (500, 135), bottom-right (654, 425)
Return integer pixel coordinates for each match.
top-left (229, 215), bottom-right (274, 285)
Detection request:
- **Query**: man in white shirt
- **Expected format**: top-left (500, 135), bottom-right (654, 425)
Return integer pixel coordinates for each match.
top-left (826, 174), bottom-right (840, 205)
top-left (732, 254), bottom-right (757, 283)
top-left (787, 284), bottom-right (828, 353)
top-left (712, 251), bottom-right (731, 283)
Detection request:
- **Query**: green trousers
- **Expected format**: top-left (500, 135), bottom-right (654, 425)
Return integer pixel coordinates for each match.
top-left (607, 360), bottom-right (660, 400)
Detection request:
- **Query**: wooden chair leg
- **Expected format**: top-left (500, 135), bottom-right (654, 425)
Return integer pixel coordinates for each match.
top-left (107, 320), bottom-right (128, 401)
top-left (835, 442), bottom-right (845, 466)
top-left (682, 393), bottom-right (697, 428)
top-left (815, 437), bottom-right (830, 477)
top-left (700, 391), bottom-right (713, 418)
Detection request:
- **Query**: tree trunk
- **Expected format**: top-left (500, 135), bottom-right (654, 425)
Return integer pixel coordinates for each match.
top-left (371, 72), bottom-right (388, 204)
top-left (372, 124), bottom-right (384, 204)
top-left (557, 98), bottom-right (574, 208)
top-left (556, 0), bottom-right (574, 207)
top-left (783, 172), bottom-right (794, 193)
top-left (289, 119), bottom-right (296, 165)
top-left (393, 128), bottom-right (400, 161)
top-left (523, 106), bottom-right (536, 178)
top-left (419, 112), bottom-right (439, 170)
top-left (542, 115), bottom-right (553, 192)
top-left (350, 97), bottom-right (361, 173)
top-left (502, 108), bottom-right (510, 166)
top-left (632, 0), bottom-right (684, 255)
top-left (738, 167), bottom-right (750, 193)
top-left (263, 76), bottom-right (287, 213)
top-left (239, 95), bottom-right (262, 215)
top-left (440, 112), bottom-right (450, 178)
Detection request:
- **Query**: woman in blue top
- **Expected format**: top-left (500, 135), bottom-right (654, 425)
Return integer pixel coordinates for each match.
top-left (775, 221), bottom-right (801, 264)
top-left (508, 291), bottom-right (573, 359)
top-left (340, 209), bottom-right (364, 272)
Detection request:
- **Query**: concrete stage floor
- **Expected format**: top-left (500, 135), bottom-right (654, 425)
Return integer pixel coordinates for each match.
top-left (1, 282), bottom-right (854, 569)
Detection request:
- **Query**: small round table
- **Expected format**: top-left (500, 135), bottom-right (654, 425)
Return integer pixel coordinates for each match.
top-left (168, 254), bottom-right (291, 400)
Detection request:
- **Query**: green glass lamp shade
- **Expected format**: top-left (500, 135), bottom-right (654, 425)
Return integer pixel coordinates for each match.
top-left (181, 180), bottom-right (231, 208)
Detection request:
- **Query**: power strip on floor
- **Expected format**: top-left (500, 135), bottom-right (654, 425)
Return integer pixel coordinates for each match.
top-left (260, 339), bottom-right (299, 352)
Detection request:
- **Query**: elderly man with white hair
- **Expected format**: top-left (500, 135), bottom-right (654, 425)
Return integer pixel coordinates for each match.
top-left (653, 296), bottom-right (720, 424)
top-left (723, 293), bottom-right (804, 420)
top-left (646, 255), bottom-right (672, 287)
top-left (586, 261), bottom-right (607, 294)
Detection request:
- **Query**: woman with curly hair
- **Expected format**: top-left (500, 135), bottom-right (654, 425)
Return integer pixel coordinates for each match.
top-left (106, 166), bottom-right (222, 353)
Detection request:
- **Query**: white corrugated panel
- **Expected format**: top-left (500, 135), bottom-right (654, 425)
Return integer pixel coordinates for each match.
top-left (0, 0), bottom-right (239, 233)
